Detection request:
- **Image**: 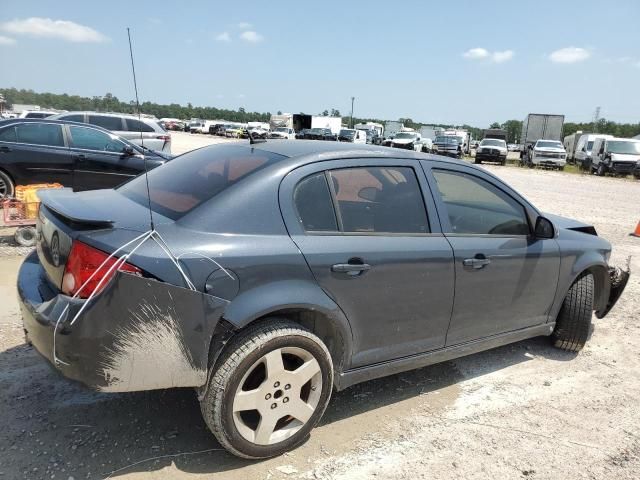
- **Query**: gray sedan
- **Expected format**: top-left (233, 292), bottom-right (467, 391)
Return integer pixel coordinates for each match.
top-left (18, 141), bottom-right (628, 459)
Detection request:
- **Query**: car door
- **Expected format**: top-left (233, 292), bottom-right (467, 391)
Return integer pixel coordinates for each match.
top-left (423, 162), bottom-right (560, 346)
top-left (0, 122), bottom-right (72, 186)
top-left (67, 125), bottom-right (144, 190)
top-left (280, 158), bottom-right (455, 369)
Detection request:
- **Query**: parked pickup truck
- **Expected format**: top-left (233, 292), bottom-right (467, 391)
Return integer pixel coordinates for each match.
top-left (527, 140), bottom-right (567, 170)
top-left (475, 139), bottom-right (508, 165)
top-left (433, 135), bottom-right (462, 158)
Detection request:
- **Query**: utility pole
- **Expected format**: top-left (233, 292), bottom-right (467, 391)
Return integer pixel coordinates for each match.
top-left (592, 106), bottom-right (601, 133)
top-left (350, 96), bottom-right (355, 128)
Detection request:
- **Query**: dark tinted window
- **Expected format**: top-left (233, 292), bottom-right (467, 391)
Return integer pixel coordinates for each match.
top-left (88, 115), bottom-right (124, 131)
top-left (69, 125), bottom-right (126, 152)
top-left (15, 123), bottom-right (64, 147)
top-left (125, 118), bottom-right (155, 132)
top-left (61, 114), bottom-right (84, 122)
top-left (24, 112), bottom-right (52, 119)
top-left (328, 167), bottom-right (429, 234)
top-left (0, 126), bottom-right (17, 142)
top-left (432, 170), bottom-right (529, 235)
top-left (294, 173), bottom-right (338, 231)
top-left (119, 145), bottom-right (286, 220)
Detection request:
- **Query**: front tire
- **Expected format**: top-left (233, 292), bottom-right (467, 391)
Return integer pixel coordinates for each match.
top-left (552, 273), bottom-right (594, 352)
top-left (200, 319), bottom-right (333, 459)
top-left (596, 163), bottom-right (606, 176)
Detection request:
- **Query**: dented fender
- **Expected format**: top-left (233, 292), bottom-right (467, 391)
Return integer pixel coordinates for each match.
top-left (19, 262), bottom-right (229, 392)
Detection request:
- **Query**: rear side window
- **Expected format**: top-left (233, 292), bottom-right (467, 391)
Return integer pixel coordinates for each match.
top-left (330, 167), bottom-right (428, 233)
top-left (432, 170), bottom-right (529, 235)
top-left (0, 126), bottom-right (17, 142)
top-left (119, 145), bottom-right (286, 220)
top-left (61, 114), bottom-right (84, 122)
top-left (88, 115), bottom-right (124, 131)
top-left (125, 118), bottom-right (155, 132)
top-left (15, 123), bottom-right (64, 147)
top-left (294, 173), bottom-right (338, 231)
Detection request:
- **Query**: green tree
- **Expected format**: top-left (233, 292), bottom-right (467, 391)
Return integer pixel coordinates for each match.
top-left (489, 122), bottom-right (501, 129)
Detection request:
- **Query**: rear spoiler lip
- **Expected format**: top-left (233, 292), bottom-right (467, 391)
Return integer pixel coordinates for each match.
top-left (38, 189), bottom-right (115, 227)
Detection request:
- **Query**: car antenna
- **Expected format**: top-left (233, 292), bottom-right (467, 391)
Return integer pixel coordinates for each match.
top-left (127, 27), bottom-right (155, 231)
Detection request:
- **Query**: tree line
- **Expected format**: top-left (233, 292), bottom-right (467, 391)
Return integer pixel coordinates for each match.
top-left (2, 88), bottom-right (639, 142)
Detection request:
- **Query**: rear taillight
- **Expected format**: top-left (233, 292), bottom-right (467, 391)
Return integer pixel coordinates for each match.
top-left (62, 241), bottom-right (142, 298)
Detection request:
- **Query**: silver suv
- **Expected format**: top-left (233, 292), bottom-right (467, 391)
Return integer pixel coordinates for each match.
top-left (49, 111), bottom-right (171, 153)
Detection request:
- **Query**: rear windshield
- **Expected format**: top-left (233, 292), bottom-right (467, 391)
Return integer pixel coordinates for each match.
top-left (481, 139), bottom-right (506, 147)
top-left (119, 145), bottom-right (286, 220)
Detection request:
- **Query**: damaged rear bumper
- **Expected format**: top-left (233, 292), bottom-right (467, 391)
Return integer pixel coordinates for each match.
top-left (595, 265), bottom-right (630, 319)
top-left (18, 250), bottom-right (229, 392)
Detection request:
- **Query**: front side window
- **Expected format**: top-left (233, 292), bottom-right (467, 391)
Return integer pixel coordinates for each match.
top-left (88, 115), bottom-right (124, 131)
top-left (432, 170), bottom-right (529, 235)
top-left (294, 173), bottom-right (338, 232)
top-left (69, 125), bottom-right (126, 152)
top-left (328, 166), bottom-right (429, 234)
top-left (15, 123), bottom-right (64, 147)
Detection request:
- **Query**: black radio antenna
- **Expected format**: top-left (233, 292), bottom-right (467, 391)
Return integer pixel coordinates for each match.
top-left (127, 27), bottom-right (155, 231)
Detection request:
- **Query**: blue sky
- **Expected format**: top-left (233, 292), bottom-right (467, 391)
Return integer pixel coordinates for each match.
top-left (0, 0), bottom-right (638, 126)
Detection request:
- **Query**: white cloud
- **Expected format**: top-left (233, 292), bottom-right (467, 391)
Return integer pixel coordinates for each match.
top-left (492, 50), bottom-right (514, 63)
top-left (216, 32), bottom-right (231, 42)
top-left (549, 47), bottom-right (590, 64)
top-left (464, 47), bottom-right (513, 63)
top-left (463, 47), bottom-right (489, 59)
top-left (0, 35), bottom-right (16, 45)
top-left (237, 22), bottom-right (252, 29)
top-left (239, 30), bottom-right (263, 43)
top-left (1, 17), bottom-right (108, 42)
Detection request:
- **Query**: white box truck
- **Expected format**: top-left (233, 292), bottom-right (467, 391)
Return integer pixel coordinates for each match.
top-left (520, 114), bottom-right (564, 162)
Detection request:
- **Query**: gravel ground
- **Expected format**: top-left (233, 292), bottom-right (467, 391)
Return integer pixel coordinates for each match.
top-left (0, 132), bottom-right (639, 479)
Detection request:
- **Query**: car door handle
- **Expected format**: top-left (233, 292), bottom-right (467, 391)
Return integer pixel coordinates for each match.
top-left (463, 256), bottom-right (491, 269)
top-left (73, 154), bottom-right (87, 161)
top-left (0, 146), bottom-right (11, 153)
top-left (331, 262), bottom-right (371, 275)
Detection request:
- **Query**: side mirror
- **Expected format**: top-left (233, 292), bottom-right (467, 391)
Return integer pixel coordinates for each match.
top-left (122, 146), bottom-right (135, 156)
top-left (534, 216), bottom-right (555, 239)
top-left (358, 186), bottom-right (379, 202)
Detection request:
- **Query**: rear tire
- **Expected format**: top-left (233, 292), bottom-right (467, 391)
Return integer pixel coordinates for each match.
top-left (200, 319), bottom-right (333, 459)
top-left (552, 273), bottom-right (594, 352)
top-left (0, 170), bottom-right (15, 199)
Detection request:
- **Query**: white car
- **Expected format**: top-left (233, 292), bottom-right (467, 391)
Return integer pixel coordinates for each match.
top-left (527, 140), bottom-right (567, 170)
top-left (269, 127), bottom-right (295, 139)
top-left (390, 132), bottom-right (423, 151)
top-left (475, 139), bottom-right (508, 165)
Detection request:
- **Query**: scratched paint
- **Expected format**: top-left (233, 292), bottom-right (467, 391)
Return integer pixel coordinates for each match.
top-left (99, 301), bottom-right (206, 392)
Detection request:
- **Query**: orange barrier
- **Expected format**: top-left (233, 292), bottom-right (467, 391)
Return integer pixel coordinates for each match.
top-left (631, 220), bottom-right (640, 238)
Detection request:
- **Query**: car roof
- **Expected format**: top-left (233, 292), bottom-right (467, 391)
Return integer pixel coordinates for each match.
top-left (248, 139), bottom-right (468, 167)
top-left (51, 111), bottom-right (158, 123)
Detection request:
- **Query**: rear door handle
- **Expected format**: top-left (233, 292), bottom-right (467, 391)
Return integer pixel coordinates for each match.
top-left (463, 256), bottom-right (491, 269)
top-left (0, 146), bottom-right (11, 153)
top-left (73, 154), bottom-right (87, 161)
top-left (331, 262), bottom-right (371, 275)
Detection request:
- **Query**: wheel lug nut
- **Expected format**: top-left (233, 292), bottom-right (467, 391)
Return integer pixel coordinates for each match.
top-left (271, 403), bottom-right (277, 409)
top-left (274, 381), bottom-right (280, 388)
top-left (265, 393), bottom-right (271, 400)
top-left (284, 384), bottom-right (291, 390)
top-left (283, 397), bottom-right (289, 403)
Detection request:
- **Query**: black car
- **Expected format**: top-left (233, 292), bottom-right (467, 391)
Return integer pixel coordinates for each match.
top-left (0, 119), bottom-right (170, 198)
top-left (17, 141), bottom-right (628, 459)
top-left (295, 128), bottom-right (310, 139)
top-left (303, 128), bottom-right (337, 141)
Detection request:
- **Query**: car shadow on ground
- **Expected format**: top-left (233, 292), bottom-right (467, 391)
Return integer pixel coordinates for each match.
top-left (0, 335), bottom-right (577, 478)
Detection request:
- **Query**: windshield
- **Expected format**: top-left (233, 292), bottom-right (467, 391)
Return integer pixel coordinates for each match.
top-left (119, 145), bottom-right (286, 220)
top-left (480, 139), bottom-right (506, 147)
top-left (435, 136), bottom-right (458, 144)
top-left (607, 140), bottom-right (640, 155)
top-left (274, 127), bottom-right (288, 132)
top-left (309, 128), bottom-right (323, 134)
top-left (395, 132), bottom-right (417, 139)
top-left (536, 141), bottom-right (563, 149)
top-left (339, 129), bottom-right (355, 136)
top-left (586, 141), bottom-right (594, 151)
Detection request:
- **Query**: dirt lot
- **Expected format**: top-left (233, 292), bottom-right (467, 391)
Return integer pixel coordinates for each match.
top-left (1, 132), bottom-right (639, 479)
